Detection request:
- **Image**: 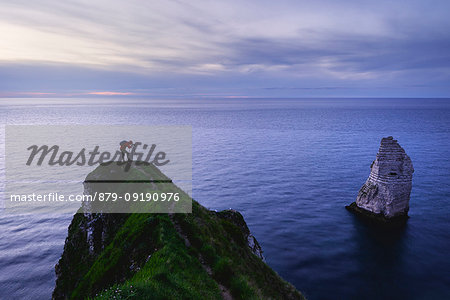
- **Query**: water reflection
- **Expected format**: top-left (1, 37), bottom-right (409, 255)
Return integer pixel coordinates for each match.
top-left (348, 211), bottom-right (409, 299)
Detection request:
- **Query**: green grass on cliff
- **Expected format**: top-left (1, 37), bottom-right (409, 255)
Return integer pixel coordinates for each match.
top-left (55, 163), bottom-right (304, 300)
top-left (83, 213), bottom-right (222, 300)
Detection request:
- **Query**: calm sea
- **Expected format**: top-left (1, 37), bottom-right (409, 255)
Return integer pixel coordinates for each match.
top-left (0, 98), bottom-right (449, 299)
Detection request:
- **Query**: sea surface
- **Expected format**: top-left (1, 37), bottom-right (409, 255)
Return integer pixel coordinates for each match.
top-left (0, 98), bottom-right (449, 299)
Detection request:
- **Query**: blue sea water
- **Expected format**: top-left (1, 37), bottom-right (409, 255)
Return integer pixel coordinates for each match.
top-left (0, 98), bottom-right (449, 299)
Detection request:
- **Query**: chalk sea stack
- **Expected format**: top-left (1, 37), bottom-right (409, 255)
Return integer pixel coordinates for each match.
top-left (346, 137), bottom-right (414, 224)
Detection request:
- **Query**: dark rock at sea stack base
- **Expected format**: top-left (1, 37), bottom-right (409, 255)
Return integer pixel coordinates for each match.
top-left (346, 137), bottom-right (414, 225)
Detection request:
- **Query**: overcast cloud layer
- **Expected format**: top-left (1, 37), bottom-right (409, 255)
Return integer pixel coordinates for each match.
top-left (1, 0), bottom-right (449, 97)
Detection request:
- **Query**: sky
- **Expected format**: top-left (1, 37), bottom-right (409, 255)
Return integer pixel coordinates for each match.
top-left (1, 0), bottom-right (449, 98)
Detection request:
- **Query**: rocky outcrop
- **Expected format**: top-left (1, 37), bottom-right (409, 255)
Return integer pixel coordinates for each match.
top-left (346, 137), bottom-right (414, 223)
top-left (53, 162), bottom-right (303, 300)
top-left (215, 209), bottom-right (265, 261)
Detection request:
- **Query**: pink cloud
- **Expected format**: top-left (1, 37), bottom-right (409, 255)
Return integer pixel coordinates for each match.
top-left (86, 91), bottom-right (136, 96)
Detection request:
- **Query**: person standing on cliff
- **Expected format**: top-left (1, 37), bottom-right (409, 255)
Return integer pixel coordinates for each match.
top-left (119, 140), bottom-right (134, 161)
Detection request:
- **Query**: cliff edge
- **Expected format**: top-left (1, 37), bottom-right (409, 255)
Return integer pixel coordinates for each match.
top-left (53, 162), bottom-right (304, 299)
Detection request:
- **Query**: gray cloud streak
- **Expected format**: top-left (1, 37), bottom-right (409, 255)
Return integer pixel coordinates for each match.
top-left (0, 0), bottom-right (449, 96)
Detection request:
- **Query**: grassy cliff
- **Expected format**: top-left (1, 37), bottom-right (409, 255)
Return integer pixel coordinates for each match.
top-left (53, 162), bottom-right (304, 300)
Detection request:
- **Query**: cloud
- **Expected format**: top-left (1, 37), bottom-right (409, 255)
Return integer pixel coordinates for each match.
top-left (86, 91), bottom-right (136, 96)
top-left (0, 0), bottom-right (449, 96)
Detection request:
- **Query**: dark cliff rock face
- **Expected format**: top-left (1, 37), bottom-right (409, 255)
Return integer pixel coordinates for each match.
top-left (215, 209), bottom-right (265, 261)
top-left (53, 163), bottom-right (303, 300)
top-left (346, 137), bottom-right (414, 224)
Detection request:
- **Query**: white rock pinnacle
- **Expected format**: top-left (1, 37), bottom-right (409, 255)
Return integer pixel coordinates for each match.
top-left (355, 136), bottom-right (414, 218)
